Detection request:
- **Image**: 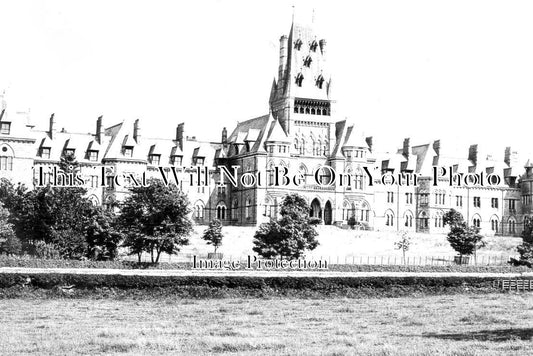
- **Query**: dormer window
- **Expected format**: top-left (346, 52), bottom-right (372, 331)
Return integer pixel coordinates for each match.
top-left (294, 39), bottom-right (303, 50)
top-left (295, 73), bottom-right (304, 87)
top-left (171, 155), bottom-right (183, 166)
top-left (40, 147), bottom-right (51, 159)
top-left (88, 150), bottom-right (98, 162)
top-left (316, 75), bottom-right (325, 89)
top-left (310, 40), bottom-right (318, 52)
top-left (149, 154), bottom-right (160, 165)
top-left (303, 56), bottom-right (312, 67)
top-left (124, 147), bottom-right (133, 157)
top-left (64, 149), bottom-right (75, 157)
top-left (0, 122), bottom-right (10, 135)
top-left (194, 157), bottom-right (205, 166)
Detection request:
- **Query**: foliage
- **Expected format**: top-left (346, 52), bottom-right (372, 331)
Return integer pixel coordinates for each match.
top-left (0, 203), bottom-right (21, 255)
top-left (253, 194), bottom-right (319, 259)
top-left (0, 178), bottom-right (120, 260)
top-left (443, 209), bottom-right (485, 257)
top-left (84, 208), bottom-right (122, 260)
top-left (443, 209), bottom-right (464, 228)
top-left (0, 273), bottom-right (517, 295)
top-left (202, 219), bottom-right (223, 253)
top-left (394, 230), bottom-right (411, 263)
top-left (118, 178), bottom-right (192, 263)
top-left (58, 152), bottom-right (79, 174)
top-left (516, 220), bottom-right (533, 267)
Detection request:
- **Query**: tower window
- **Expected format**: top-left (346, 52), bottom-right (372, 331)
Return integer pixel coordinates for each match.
top-left (310, 40), bottom-right (318, 52)
top-left (295, 73), bottom-right (304, 87)
top-left (316, 75), bottom-right (325, 89)
top-left (303, 56), bottom-right (312, 67)
top-left (294, 39), bottom-right (303, 50)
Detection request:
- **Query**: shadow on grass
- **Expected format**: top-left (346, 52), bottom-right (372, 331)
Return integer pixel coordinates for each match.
top-left (423, 328), bottom-right (533, 342)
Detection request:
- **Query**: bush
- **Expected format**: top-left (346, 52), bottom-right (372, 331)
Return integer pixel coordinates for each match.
top-left (0, 272), bottom-right (526, 299)
top-left (253, 194), bottom-right (318, 259)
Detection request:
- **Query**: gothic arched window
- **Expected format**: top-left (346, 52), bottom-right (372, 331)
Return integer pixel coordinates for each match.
top-left (304, 56), bottom-right (312, 67)
top-left (296, 73), bottom-right (304, 87)
top-left (294, 39), bottom-right (303, 50)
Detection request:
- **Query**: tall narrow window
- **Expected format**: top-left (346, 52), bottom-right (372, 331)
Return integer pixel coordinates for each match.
top-left (295, 73), bottom-right (304, 87)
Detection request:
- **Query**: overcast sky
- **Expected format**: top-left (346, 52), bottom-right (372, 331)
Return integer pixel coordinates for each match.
top-left (1, 0), bottom-right (532, 161)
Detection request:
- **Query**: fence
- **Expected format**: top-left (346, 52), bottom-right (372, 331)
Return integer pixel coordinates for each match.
top-left (123, 253), bottom-right (517, 266)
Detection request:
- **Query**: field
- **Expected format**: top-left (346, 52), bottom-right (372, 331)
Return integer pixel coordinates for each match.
top-left (0, 294), bottom-right (531, 355)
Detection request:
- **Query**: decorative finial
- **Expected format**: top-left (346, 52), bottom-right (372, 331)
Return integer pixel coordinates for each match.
top-left (312, 8), bottom-right (315, 24)
top-left (292, 5), bottom-right (295, 23)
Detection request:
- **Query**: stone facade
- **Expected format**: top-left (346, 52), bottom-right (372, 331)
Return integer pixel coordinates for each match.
top-left (0, 20), bottom-right (531, 236)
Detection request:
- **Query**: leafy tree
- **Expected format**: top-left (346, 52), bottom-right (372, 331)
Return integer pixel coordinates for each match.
top-left (0, 203), bottom-right (21, 255)
top-left (253, 194), bottom-right (319, 259)
top-left (1, 179), bottom-right (120, 260)
top-left (84, 208), bottom-right (122, 260)
top-left (202, 219), bottom-right (223, 253)
top-left (443, 210), bottom-right (484, 259)
top-left (443, 209), bottom-right (464, 228)
top-left (118, 178), bottom-right (192, 263)
top-left (394, 230), bottom-right (411, 264)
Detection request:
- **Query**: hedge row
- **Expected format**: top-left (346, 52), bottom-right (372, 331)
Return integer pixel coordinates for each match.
top-left (0, 273), bottom-right (526, 290)
top-left (1, 256), bottom-right (530, 273)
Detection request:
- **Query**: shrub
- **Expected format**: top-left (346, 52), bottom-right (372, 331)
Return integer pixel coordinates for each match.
top-left (253, 194), bottom-right (318, 259)
top-left (202, 219), bottom-right (223, 253)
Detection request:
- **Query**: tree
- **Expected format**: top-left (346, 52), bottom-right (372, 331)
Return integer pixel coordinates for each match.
top-left (202, 219), bottom-right (223, 253)
top-left (84, 207), bottom-right (122, 261)
top-left (443, 210), bottom-right (485, 260)
top-left (515, 220), bottom-right (533, 267)
top-left (118, 178), bottom-right (192, 263)
top-left (0, 203), bottom-right (21, 256)
top-left (253, 194), bottom-right (319, 259)
top-left (394, 230), bottom-right (411, 264)
top-left (1, 178), bottom-right (120, 260)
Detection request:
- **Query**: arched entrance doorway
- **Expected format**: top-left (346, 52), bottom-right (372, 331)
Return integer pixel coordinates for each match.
top-left (310, 198), bottom-right (322, 220)
top-left (324, 201), bottom-right (332, 225)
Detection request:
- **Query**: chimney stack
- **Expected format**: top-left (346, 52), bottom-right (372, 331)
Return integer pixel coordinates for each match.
top-left (402, 138), bottom-right (410, 158)
top-left (504, 147), bottom-right (518, 166)
top-left (176, 122), bottom-right (185, 149)
top-left (48, 113), bottom-right (56, 139)
top-left (133, 119), bottom-right (141, 143)
top-left (365, 136), bottom-right (373, 152)
top-left (96, 116), bottom-right (103, 144)
top-left (468, 144), bottom-right (478, 165)
top-left (433, 140), bottom-right (441, 155)
top-left (319, 39), bottom-right (327, 57)
top-left (221, 127), bottom-right (227, 144)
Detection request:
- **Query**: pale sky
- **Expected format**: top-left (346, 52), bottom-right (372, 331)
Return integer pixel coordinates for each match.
top-left (1, 0), bottom-right (532, 161)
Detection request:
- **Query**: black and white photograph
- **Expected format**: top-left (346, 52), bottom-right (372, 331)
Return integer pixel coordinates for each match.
top-left (0, 1), bottom-right (532, 355)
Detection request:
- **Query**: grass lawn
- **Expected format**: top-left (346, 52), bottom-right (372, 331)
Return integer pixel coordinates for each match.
top-left (0, 294), bottom-right (531, 355)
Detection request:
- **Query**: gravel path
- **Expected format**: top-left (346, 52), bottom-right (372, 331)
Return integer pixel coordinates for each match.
top-left (1, 267), bottom-right (532, 278)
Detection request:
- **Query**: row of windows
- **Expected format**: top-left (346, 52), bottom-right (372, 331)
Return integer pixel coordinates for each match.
top-left (294, 39), bottom-right (319, 52)
top-left (293, 138), bottom-right (328, 156)
top-left (293, 104), bottom-right (330, 115)
top-left (294, 73), bottom-right (326, 89)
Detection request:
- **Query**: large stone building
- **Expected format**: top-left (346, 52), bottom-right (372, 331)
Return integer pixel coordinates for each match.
top-left (0, 19), bottom-right (531, 236)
